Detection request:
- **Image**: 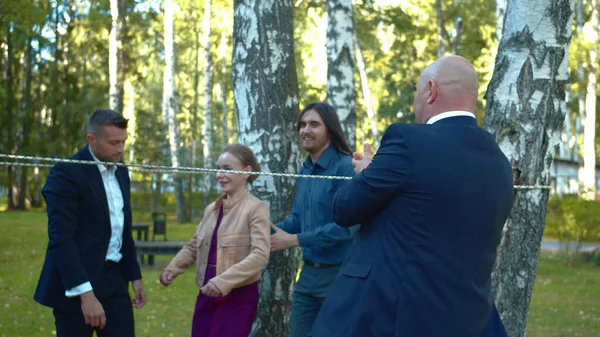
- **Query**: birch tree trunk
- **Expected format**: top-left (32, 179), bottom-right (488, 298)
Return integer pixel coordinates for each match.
top-left (109, 0), bottom-right (120, 113)
top-left (436, 0), bottom-right (445, 57)
top-left (221, 32), bottom-right (230, 146)
top-left (326, 0), bottom-right (356, 150)
top-left (5, 25), bottom-right (16, 210)
top-left (484, 1), bottom-right (575, 336)
top-left (233, 1), bottom-right (301, 335)
top-left (32, 50), bottom-right (43, 208)
top-left (575, 0), bottom-right (584, 162)
top-left (202, 0), bottom-right (214, 210)
top-left (353, 30), bottom-right (379, 148)
top-left (163, 0), bottom-right (188, 223)
top-left (582, 0), bottom-right (598, 199)
top-left (190, 5), bottom-right (201, 220)
top-left (496, 0), bottom-right (508, 40)
top-left (19, 37), bottom-right (34, 210)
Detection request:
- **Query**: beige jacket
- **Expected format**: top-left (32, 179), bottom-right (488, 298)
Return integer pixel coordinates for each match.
top-left (165, 192), bottom-right (270, 296)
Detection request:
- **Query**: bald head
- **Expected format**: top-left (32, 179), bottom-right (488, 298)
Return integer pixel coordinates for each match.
top-left (413, 55), bottom-right (479, 123)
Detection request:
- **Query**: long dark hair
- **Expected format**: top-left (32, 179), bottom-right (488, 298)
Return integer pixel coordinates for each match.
top-left (297, 102), bottom-right (352, 155)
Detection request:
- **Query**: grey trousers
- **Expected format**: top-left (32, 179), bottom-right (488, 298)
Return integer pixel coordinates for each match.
top-left (290, 263), bottom-right (341, 337)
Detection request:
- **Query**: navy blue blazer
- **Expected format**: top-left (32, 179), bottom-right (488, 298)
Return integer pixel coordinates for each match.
top-left (309, 116), bottom-right (513, 337)
top-left (34, 146), bottom-right (141, 311)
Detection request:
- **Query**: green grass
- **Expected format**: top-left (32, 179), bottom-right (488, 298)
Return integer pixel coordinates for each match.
top-left (1, 210), bottom-right (599, 336)
top-left (0, 210), bottom-right (199, 337)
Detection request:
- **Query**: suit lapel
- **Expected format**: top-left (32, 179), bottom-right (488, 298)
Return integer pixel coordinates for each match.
top-left (80, 146), bottom-right (110, 220)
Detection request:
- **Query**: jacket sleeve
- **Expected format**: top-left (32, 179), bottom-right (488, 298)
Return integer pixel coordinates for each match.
top-left (164, 207), bottom-right (212, 276)
top-left (42, 163), bottom-right (90, 290)
top-left (210, 202), bottom-right (271, 296)
top-left (164, 234), bottom-right (198, 276)
top-left (333, 124), bottom-right (411, 227)
top-left (119, 167), bottom-right (142, 281)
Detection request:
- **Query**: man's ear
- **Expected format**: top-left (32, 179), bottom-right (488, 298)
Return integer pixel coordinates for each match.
top-left (427, 80), bottom-right (438, 104)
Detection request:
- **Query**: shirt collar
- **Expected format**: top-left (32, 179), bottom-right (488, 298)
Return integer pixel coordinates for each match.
top-left (88, 146), bottom-right (116, 174)
top-left (426, 110), bottom-right (476, 124)
top-left (303, 145), bottom-right (338, 170)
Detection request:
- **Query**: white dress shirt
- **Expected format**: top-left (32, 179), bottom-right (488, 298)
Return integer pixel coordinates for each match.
top-left (65, 147), bottom-right (125, 297)
top-left (427, 110), bottom-right (476, 124)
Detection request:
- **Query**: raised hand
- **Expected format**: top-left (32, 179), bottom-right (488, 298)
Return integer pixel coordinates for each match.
top-left (351, 143), bottom-right (373, 174)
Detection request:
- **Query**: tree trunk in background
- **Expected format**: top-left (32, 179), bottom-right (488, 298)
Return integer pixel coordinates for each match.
top-left (162, 0), bottom-right (188, 223)
top-left (32, 48), bottom-right (43, 208)
top-left (326, 0), bottom-right (356, 150)
top-left (484, 1), bottom-right (575, 336)
top-left (582, 0), bottom-right (599, 199)
top-left (5, 25), bottom-right (17, 210)
top-left (190, 6), bottom-right (201, 221)
top-left (109, 0), bottom-right (120, 113)
top-left (18, 37), bottom-right (34, 210)
top-left (202, 0), bottom-right (214, 210)
top-left (353, 30), bottom-right (379, 148)
top-left (436, 0), bottom-right (445, 57)
top-left (451, 17), bottom-right (462, 55)
top-left (496, 0), bottom-right (507, 40)
top-left (221, 32), bottom-right (230, 146)
top-left (233, 0), bottom-right (301, 335)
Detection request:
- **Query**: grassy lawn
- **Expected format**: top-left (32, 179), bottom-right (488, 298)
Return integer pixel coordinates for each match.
top-left (1, 209), bottom-right (599, 336)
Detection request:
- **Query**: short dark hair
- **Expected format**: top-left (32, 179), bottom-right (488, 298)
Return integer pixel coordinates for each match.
top-left (87, 108), bottom-right (128, 135)
top-left (297, 102), bottom-right (352, 155)
top-left (221, 144), bottom-right (262, 184)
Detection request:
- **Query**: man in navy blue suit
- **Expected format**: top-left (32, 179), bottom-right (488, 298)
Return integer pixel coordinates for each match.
top-left (34, 109), bottom-right (146, 337)
top-left (308, 56), bottom-right (513, 337)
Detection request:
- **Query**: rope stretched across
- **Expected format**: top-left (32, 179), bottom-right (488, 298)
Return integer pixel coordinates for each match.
top-left (0, 153), bottom-right (552, 190)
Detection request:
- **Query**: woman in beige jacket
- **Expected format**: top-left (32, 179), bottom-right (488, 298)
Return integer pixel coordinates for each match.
top-left (159, 144), bottom-right (270, 337)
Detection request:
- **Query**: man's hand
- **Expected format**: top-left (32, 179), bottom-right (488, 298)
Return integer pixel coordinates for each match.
top-left (159, 270), bottom-right (176, 286)
top-left (80, 291), bottom-right (106, 329)
top-left (132, 279), bottom-right (146, 309)
top-left (270, 224), bottom-right (299, 252)
top-left (201, 281), bottom-right (222, 297)
top-left (352, 143), bottom-right (373, 174)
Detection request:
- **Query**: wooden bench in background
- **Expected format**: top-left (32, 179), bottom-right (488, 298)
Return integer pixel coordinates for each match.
top-left (134, 240), bottom-right (187, 266)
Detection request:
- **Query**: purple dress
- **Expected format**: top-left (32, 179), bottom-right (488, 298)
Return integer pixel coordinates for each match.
top-left (191, 205), bottom-right (259, 337)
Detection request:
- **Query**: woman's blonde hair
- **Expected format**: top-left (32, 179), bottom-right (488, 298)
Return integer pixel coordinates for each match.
top-left (221, 144), bottom-right (261, 183)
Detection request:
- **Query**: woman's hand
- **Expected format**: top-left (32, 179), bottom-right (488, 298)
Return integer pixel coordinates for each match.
top-left (201, 281), bottom-right (223, 297)
top-left (159, 270), bottom-right (176, 286)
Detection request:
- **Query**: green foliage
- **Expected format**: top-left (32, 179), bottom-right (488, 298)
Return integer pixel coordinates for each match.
top-left (545, 196), bottom-right (600, 244)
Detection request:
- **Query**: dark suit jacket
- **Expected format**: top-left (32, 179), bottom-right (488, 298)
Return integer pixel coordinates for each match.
top-left (34, 146), bottom-right (141, 311)
top-left (309, 116), bottom-right (513, 337)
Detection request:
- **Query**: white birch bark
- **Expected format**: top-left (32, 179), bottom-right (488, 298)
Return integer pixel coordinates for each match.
top-left (109, 0), bottom-right (120, 113)
top-left (353, 30), bottom-right (379, 148)
top-left (162, 0), bottom-right (188, 222)
top-left (496, 0), bottom-right (508, 40)
top-left (436, 0), bottom-right (445, 57)
top-left (326, 0), bottom-right (356, 150)
top-left (484, 1), bottom-right (575, 336)
top-left (582, 0), bottom-right (598, 199)
top-left (233, 0), bottom-right (301, 335)
top-left (202, 0), bottom-right (214, 209)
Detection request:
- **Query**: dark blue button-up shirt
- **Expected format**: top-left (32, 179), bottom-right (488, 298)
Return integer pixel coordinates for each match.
top-left (275, 145), bottom-right (357, 264)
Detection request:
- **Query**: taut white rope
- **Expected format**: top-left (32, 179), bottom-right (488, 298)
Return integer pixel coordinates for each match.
top-left (0, 153), bottom-right (553, 189)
